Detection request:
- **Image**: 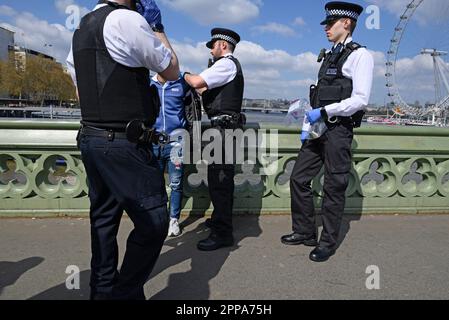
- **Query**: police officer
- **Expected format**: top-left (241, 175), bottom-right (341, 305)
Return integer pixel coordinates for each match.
top-left (66, 0), bottom-right (180, 299)
top-left (281, 1), bottom-right (374, 262)
top-left (183, 28), bottom-right (245, 251)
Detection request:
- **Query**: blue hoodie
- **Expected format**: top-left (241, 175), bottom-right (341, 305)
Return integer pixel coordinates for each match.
top-left (151, 75), bottom-right (190, 135)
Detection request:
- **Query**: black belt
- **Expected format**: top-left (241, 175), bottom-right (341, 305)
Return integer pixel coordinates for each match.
top-left (80, 126), bottom-right (128, 140)
top-left (80, 126), bottom-right (162, 144)
top-left (326, 116), bottom-right (359, 129)
top-left (326, 110), bottom-right (365, 128)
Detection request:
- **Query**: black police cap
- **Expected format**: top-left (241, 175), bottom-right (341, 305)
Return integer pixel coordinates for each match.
top-left (206, 28), bottom-right (241, 49)
top-left (320, 1), bottom-right (364, 25)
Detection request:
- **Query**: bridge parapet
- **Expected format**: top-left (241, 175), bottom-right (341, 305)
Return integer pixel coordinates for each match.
top-left (1, 120), bottom-right (448, 217)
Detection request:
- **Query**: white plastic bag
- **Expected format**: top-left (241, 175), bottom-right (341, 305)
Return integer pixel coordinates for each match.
top-left (285, 98), bottom-right (327, 140)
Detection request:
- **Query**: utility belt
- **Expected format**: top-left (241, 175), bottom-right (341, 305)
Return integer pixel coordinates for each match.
top-left (77, 120), bottom-right (170, 147)
top-left (310, 84), bottom-right (365, 128)
top-left (326, 110), bottom-right (365, 128)
top-left (210, 113), bottom-right (246, 128)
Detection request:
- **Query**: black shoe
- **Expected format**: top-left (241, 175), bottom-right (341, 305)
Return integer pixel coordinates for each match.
top-left (280, 232), bottom-right (317, 246)
top-left (309, 246), bottom-right (336, 262)
top-left (90, 292), bottom-right (111, 300)
top-left (205, 218), bottom-right (213, 228)
top-left (197, 233), bottom-right (234, 251)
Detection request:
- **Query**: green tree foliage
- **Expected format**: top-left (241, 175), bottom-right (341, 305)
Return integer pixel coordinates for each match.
top-left (0, 52), bottom-right (25, 98)
top-left (0, 53), bottom-right (76, 105)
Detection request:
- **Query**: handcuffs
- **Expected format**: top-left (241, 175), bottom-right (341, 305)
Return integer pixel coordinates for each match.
top-left (125, 120), bottom-right (170, 145)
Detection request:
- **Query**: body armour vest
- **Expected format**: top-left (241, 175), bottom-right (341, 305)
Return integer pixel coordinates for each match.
top-left (73, 3), bottom-right (158, 130)
top-left (202, 56), bottom-right (244, 118)
top-left (310, 41), bottom-right (365, 126)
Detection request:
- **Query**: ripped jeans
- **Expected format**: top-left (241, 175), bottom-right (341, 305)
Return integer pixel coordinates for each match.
top-left (152, 141), bottom-right (184, 220)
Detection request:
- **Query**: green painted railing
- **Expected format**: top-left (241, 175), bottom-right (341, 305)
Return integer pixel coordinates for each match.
top-left (1, 120), bottom-right (449, 217)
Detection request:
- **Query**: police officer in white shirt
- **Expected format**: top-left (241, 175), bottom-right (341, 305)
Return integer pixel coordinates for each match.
top-left (281, 1), bottom-right (374, 262)
top-left (183, 28), bottom-right (245, 251)
top-left (66, 0), bottom-right (179, 299)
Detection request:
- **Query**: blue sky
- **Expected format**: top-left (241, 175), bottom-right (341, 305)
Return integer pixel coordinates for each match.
top-left (1, 0), bottom-right (448, 105)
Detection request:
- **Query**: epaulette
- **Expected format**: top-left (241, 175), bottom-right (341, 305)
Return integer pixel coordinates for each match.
top-left (346, 42), bottom-right (366, 51)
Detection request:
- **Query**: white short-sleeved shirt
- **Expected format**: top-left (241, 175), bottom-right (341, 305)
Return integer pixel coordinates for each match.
top-left (199, 53), bottom-right (238, 90)
top-left (66, 3), bottom-right (172, 87)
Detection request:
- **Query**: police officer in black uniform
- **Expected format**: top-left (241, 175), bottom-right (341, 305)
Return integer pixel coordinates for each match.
top-left (281, 2), bottom-right (374, 262)
top-left (183, 28), bottom-right (245, 251)
top-left (66, 0), bottom-right (180, 299)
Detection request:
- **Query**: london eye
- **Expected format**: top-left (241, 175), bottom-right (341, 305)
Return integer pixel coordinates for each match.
top-left (385, 0), bottom-right (449, 125)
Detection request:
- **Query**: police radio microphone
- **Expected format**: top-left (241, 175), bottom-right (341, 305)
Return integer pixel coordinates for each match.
top-left (208, 58), bottom-right (214, 68)
top-left (317, 49), bottom-right (326, 63)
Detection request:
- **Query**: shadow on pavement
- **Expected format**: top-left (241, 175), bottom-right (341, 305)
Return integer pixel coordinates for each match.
top-left (148, 215), bottom-right (262, 300)
top-left (29, 270), bottom-right (91, 300)
top-left (0, 257), bottom-right (45, 296)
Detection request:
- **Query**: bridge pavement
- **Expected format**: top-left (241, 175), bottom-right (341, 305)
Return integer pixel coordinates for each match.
top-left (0, 215), bottom-right (448, 300)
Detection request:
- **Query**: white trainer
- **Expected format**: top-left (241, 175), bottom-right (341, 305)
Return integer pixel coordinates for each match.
top-left (168, 218), bottom-right (181, 237)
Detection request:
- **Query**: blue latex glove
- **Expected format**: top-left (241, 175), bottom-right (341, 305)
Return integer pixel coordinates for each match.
top-left (305, 108), bottom-right (322, 125)
top-left (136, 0), bottom-right (162, 29)
top-left (300, 131), bottom-right (309, 144)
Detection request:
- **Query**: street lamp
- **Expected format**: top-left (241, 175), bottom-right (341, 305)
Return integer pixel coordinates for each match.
top-left (44, 43), bottom-right (54, 60)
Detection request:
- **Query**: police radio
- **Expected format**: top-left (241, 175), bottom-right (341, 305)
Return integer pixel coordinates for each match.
top-left (317, 49), bottom-right (327, 63)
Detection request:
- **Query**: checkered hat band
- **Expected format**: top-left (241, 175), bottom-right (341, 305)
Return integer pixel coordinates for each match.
top-left (326, 9), bottom-right (359, 20)
top-left (212, 34), bottom-right (237, 46)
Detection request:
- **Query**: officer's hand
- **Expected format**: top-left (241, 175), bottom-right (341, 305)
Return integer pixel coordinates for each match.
top-left (136, 0), bottom-right (162, 29)
top-left (300, 131), bottom-right (309, 144)
top-left (305, 109), bottom-right (322, 125)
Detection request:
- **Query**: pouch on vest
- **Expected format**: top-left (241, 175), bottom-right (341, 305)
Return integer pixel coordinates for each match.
top-left (317, 85), bottom-right (343, 106)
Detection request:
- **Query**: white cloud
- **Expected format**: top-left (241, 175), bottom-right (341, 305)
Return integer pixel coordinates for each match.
top-left (160, 0), bottom-right (260, 25)
top-left (0, 1), bottom-right (93, 63)
top-left (293, 17), bottom-right (306, 27)
top-left (252, 23), bottom-right (297, 37)
top-left (2, 0), bottom-right (444, 103)
top-left (1, 11), bottom-right (74, 63)
top-left (370, 48), bottom-right (449, 104)
top-left (0, 5), bottom-right (17, 17)
top-left (366, 0), bottom-right (449, 25)
top-left (172, 39), bottom-right (321, 99)
top-left (54, 0), bottom-right (90, 17)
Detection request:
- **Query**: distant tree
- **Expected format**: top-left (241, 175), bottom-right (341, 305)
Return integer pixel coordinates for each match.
top-left (0, 52), bottom-right (25, 100)
top-left (0, 53), bottom-right (76, 106)
top-left (53, 67), bottom-right (77, 107)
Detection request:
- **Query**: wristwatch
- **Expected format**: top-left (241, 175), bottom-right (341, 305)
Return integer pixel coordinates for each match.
top-left (320, 107), bottom-right (329, 121)
top-left (152, 23), bottom-right (165, 33)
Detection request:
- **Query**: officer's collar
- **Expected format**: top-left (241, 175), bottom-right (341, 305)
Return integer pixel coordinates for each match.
top-left (331, 36), bottom-right (353, 51)
top-left (151, 74), bottom-right (181, 86)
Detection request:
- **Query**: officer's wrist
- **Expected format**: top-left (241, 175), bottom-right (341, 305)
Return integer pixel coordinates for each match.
top-left (151, 23), bottom-right (165, 33)
top-left (320, 107), bottom-right (328, 121)
top-left (183, 72), bottom-right (191, 81)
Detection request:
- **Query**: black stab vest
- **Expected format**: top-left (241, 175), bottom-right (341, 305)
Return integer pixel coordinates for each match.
top-left (73, 3), bottom-right (157, 130)
top-left (310, 41), bottom-right (365, 125)
top-left (202, 55), bottom-right (244, 118)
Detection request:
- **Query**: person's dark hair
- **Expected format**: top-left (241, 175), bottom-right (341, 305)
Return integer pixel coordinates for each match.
top-left (228, 43), bottom-right (235, 53)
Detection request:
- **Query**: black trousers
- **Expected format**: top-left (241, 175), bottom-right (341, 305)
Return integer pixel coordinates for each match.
top-left (206, 125), bottom-right (238, 238)
top-left (290, 123), bottom-right (354, 249)
top-left (79, 134), bottom-right (168, 300)
top-left (208, 164), bottom-right (235, 237)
